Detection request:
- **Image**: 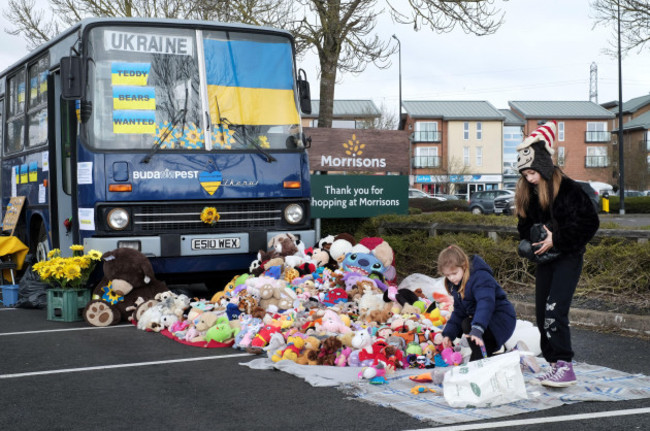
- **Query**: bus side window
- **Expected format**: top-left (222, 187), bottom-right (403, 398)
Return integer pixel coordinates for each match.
top-left (60, 98), bottom-right (76, 195)
top-left (5, 70), bottom-right (26, 154)
top-left (27, 57), bottom-right (49, 148)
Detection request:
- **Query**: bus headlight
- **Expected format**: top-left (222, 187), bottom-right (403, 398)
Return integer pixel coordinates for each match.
top-left (107, 208), bottom-right (130, 230)
top-left (283, 204), bottom-right (304, 225)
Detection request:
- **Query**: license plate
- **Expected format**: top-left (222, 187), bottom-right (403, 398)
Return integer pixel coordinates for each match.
top-left (191, 237), bottom-right (241, 250)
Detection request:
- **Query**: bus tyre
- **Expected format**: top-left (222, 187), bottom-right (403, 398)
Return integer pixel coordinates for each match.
top-left (35, 223), bottom-right (50, 262)
top-left (83, 300), bottom-right (120, 327)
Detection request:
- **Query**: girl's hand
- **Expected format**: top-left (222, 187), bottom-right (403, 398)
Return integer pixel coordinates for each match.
top-left (468, 334), bottom-right (484, 346)
top-left (533, 225), bottom-right (553, 255)
top-left (442, 336), bottom-right (453, 349)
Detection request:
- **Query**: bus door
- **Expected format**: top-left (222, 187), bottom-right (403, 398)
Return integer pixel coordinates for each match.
top-left (50, 70), bottom-right (74, 254)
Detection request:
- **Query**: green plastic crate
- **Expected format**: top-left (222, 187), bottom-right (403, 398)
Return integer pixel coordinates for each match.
top-left (47, 288), bottom-right (91, 322)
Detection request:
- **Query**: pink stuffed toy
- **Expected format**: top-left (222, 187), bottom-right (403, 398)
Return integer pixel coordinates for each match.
top-left (319, 309), bottom-right (351, 334)
top-left (441, 347), bottom-right (463, 366)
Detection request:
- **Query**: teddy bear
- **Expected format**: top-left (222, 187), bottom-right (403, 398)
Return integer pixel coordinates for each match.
top-left (83, 248), bottom-right (169, 327)
top-left (316, 336), bottom-right (343, 366)
top-left (317, 309), bottom-right (351, 335)
top-left (271, 334), bottom-right (306, 362)
top-left (186, 311), bottom-right (219, 343)
top-left (295, 336), bottom-right (322, 365)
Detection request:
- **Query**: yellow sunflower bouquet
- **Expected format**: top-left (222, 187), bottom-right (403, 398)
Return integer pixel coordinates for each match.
top-left (32, 245), bottom-right (103, 289)
top-left (200, 207), bottom-right (220, 226)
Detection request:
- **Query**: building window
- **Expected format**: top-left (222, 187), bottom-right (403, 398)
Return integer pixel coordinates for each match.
top-left (463, 146), bottom-right (470, 166)
top-left (413, 146), bottom-right (440, 168)
top-left (586, 146), bottom-right (608, 167)
top-left (558, 121), bottom-right (565, 141)
top-left (557, 146), bottom-right (565, 167)
top-left (586, 122), bottom-right (610, 142)
top-left (476, 146), bottom-right (482, 166)
top-left (414, 121), bottom-right (440, 142)
top-left (463, 122), bottom-right (469, 140)
top-left (476, 122), bottom-right (482, 140)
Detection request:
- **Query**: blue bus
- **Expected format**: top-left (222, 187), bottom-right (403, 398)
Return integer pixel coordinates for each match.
top-left (0, 18), bottom-right (315, 281)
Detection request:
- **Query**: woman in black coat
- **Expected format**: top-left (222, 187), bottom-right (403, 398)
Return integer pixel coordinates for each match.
top-left (515, 121), bottom-right (599, 388)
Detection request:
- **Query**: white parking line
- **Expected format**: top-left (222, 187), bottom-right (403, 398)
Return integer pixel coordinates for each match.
top-left (0, 324), bottom-right (133, 336)
top-left (0, 353), bottom-right (252, 379)
top-left (406, 407), bottom-right (650, 431)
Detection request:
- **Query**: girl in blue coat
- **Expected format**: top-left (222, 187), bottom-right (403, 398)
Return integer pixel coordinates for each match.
top-left (439, 245), bottom-right (516, 362)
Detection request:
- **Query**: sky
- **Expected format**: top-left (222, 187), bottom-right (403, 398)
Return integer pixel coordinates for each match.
top-left (1, 0), bottom-right (649, 119)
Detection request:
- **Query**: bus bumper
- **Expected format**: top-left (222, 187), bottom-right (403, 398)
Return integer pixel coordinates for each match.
top-left (83, 229), bottom-right (317, 258)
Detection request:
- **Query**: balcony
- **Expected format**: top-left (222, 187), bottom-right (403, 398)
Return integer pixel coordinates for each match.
top-left (412, 156), bottom-right (441, 169)
top-left (585, 155), bottom-right (609, 168)
top-left (585, 131), bottom-right (611, 143)
top-left (412, 130), bottom-right (441, 142)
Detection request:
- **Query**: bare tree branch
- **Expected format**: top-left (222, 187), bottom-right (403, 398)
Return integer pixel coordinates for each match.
top-left (591, 0), bottom-right (650, 55)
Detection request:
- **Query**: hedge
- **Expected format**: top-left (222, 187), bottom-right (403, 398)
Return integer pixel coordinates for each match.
top-left (320, 212), bottom-right (650, 298)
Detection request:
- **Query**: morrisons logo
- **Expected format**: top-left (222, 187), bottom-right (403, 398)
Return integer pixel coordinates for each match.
top-left (320, 134), bottom-right (386, 168)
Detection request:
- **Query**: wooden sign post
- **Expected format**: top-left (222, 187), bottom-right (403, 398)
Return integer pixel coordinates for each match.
top-left (2, 196), bottom-right (26, 235)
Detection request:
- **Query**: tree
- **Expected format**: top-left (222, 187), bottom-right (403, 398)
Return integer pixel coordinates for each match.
top-left (356, 102), bottom-right (397, 130)
top-left (4, 0), bottom-right (504, 128)
top-left (4, 0), bottom-right (294, 49)
top-left (291, 0), bottom-right (504, 128)
top-left (591, 0), bottom-right (650, 55)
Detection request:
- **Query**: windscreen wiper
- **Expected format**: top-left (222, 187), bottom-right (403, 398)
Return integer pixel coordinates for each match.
top-left (220, 117), bottom-right (276, 163)
top-left (141, 87), bottom-right (189, 164)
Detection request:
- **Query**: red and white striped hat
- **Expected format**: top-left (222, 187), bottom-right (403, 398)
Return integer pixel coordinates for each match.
top-left (516, 120), bottom-right (557, 155)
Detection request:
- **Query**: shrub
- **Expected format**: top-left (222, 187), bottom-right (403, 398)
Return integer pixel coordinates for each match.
top-left (408, 198), bottom-right (468, 213)
top-left (606, 196), bottom-right (650, 214)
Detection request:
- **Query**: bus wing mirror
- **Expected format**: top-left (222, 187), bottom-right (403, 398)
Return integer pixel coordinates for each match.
top-left (61, 56), bottom-right (82, 100)
top-left (297, 68), bottom-right (311, 115)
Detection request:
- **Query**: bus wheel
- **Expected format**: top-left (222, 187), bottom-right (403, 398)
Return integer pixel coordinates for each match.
top-left (34, 223), bottom-right (50, 262)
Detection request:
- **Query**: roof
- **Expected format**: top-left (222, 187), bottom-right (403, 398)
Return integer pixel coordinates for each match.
top-left (619, 94), bottom-right (650, 114)
top-left (508, 101), bottom-right (615, 119)
top-left (305, 100), bottom-right (381, 119)
top-left (499, 109), bottom-right (525, 126)
top-left (402, 100), bottom-right (505, 120)
top-left (621, 110), bottom-right (650, 131)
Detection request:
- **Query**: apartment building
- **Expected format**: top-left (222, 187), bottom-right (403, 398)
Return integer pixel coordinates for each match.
top-left (508, 101), bottom-right (615, 184)
top-left (604, 94), bottom-right (650, 190)
top-left (401, 100), bottom-right (505, 197)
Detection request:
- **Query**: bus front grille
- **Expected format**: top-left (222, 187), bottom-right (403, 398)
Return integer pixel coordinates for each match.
top-left (131, 202), bottom-right (282, 233)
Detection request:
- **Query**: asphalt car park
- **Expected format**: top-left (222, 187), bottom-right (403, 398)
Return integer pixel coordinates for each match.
top-left (1, 307), bottom-right (648, 431)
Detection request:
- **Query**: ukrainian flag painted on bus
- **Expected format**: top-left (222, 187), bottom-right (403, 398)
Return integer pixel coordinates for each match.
top-left (204, 38), bottom-right (299, 126)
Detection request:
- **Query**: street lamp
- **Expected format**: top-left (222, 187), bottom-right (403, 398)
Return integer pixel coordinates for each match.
top-left (392, 34), bottom-right (408, 181)
top-left (617, 2), bottom-right (625, 214)
top-left (392, 34), bottom-right (402, 126)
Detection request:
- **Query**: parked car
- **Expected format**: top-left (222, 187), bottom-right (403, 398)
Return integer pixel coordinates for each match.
top-left (575, 181), bottom-right (600, 211)
top-left (431, 194), bottom-right (459, 201)
top-left (493, 194), bottom-right (515, 215)
top-left (467, 190), bottom-right (515, 215)
top-left (408, 188), bottom-right (444, 200)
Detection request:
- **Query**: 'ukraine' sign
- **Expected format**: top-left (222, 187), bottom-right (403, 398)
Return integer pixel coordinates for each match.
top-left (204, 39), bottom-right (299, 126)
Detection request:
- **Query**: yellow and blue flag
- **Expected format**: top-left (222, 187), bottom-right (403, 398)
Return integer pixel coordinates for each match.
top-left (113, 86), bottom-right (156, 110)
top-left (204, 38), bottom-right (299, 126)
top-left (111, 62), bottom-right (151, 86)
top-left (113, 110), bottom-right (156, 134)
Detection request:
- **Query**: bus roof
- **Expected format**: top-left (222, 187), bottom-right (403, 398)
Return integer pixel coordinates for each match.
top-left (1, 17), bottom-right (294, 78)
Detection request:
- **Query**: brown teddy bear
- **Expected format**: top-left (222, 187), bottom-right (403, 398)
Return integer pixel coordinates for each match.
top-left (296, 336), bottom-right (322, 365)
top-left (83, 248), bottom-right (169, 327)
top-left (316, 336), bottom-right (343, 366)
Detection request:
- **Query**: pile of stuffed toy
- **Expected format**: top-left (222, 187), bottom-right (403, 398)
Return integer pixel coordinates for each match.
top-left (84, 233), bottom-right (470, 378)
